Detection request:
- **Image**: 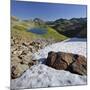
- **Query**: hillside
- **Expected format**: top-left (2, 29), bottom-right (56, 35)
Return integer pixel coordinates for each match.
top-left (11, 16), bottom-right (67, 43)
top-left (46, 18), bottom-right (87, 38)
top-left (11, 16), bottom-right (87, 43)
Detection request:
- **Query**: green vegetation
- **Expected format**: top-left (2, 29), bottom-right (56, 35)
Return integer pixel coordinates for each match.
top-left (47, 18), bottom-right (87, 38)
top-left (13, 25), bottom-right (27, 31)
top-left (11, 16), bottom-right (87, 43)
top-left (11, 16), bottom-right (68, 42)
top-left (42, 27), bottom-right (67, 41)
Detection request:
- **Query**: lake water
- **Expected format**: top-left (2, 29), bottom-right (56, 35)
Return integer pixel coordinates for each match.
top-left (27, 28), bottom-right (47, 35)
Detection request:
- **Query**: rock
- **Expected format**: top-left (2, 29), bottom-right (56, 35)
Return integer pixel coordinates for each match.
top-left (68, 55), bottom-right (87, 75)
top-left (11, 36), bottom-right (52, 79)
top-left (18, 52), bottom-right (33, 65)
top-left (28, 60), bottom-right (37, 68)
top-left (46, 51), bottom-right (73, 70)
top-left (46, 52), bottom-right (57, 66)
top-left (28, 45), bottom-right (33, 52)
top-left (29, 41), bottom-right (42, 51)
top-left (11, 56), bottom-right (22, 66)
top-left (59, 52), bottom-right (74, 65)
top-left (13, 50), bottom-right (22, 56)
top-left (22, 42), bottom-right (29, 47)
top-left (46, 51), bottom-right (87, 75)
top-left (11, 39), bottom-right (14, 46)
top-left (11, 37), bottom-right (41, 79)
top-left (11, 63), bottom-right (29, 79)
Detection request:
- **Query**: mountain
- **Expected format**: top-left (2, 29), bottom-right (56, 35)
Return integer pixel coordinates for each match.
top-left (11, 16), bottom-right (67, 43)
top-left (11, 16), bottom-right (87, 44)
top-left (33, 18), bottom-right (45, 25)
top-left (46, 18), bottom-right (87, 38)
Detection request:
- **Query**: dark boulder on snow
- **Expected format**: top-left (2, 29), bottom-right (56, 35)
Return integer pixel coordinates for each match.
top-left (46, 51), bottom-right (87, 75)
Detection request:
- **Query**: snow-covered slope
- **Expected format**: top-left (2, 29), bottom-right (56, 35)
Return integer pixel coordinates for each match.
top-left (11, 64), bottom-right (87, 89)
top-left (32, 38), bottom-right (86, 63)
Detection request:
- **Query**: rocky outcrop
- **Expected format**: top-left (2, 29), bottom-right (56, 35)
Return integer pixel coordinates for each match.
top-left (46, 51), bottom-right (87, 75)
top-left (11, 36), bottom-right (51, 79)
top-left (11, 63), bottom-right (29, 79)
top-left (11, 40), bottom-right (40, 79)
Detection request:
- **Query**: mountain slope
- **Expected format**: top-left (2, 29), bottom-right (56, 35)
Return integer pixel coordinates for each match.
top-left (46, 18), bottom-right (87, 38)
top-left (11, 16), bottom-right (68, 42)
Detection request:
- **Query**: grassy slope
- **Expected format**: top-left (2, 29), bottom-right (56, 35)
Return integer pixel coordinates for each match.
top-left (11, 17), bottom-right (68, 42)
top-left (42, 27), bottom-right (67, 41)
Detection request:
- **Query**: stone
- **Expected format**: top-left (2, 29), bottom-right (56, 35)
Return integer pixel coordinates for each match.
top-left (46, 51), bottom-right (73, 70)
top-left (58, 52), bottom-right (74, 65)
top-left (11, 63), bottom-right (29, 79)
top-left (46, 51), bottom-right (57, 66)
top-left (68, 55), bottom-right (87, 75)
top-left (11, 56), bottom-right (22, 66)
top-left (46, 51), bottom-right (87, 75)
top-left (11, 36), bottom-right (52, 79)
top-left (18, 52), bottom-right (33, 65)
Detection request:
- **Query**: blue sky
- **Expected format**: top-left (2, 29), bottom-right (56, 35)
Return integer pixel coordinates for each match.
top-left (11, 0), bottom-right (87, 21)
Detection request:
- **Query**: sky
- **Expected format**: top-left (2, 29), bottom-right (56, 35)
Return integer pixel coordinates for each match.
top-left (11, 0), bottom-right (87, 21)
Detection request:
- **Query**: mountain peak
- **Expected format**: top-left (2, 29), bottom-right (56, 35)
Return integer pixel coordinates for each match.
top-left (33, 18), bottom-right (45, 24)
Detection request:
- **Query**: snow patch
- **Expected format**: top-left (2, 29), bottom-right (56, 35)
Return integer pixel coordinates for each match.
top-left (32, 38), bottom-right (86, 62)
top-left (11, 64), bottom-right (87, 89)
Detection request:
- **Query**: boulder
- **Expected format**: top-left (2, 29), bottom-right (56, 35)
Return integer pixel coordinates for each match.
top-left (18, 52), bottom-right (33, 65)
top-left (11, 63), bottom-right (29, 79)
top-left (68, 55), bottom-right (87, 75)
top-left (11, 56), bottom-right (22, 66)
top-left (46, 51), bottom-right (73, 70)
top-left (46, 51), bottom-right (87, 75)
